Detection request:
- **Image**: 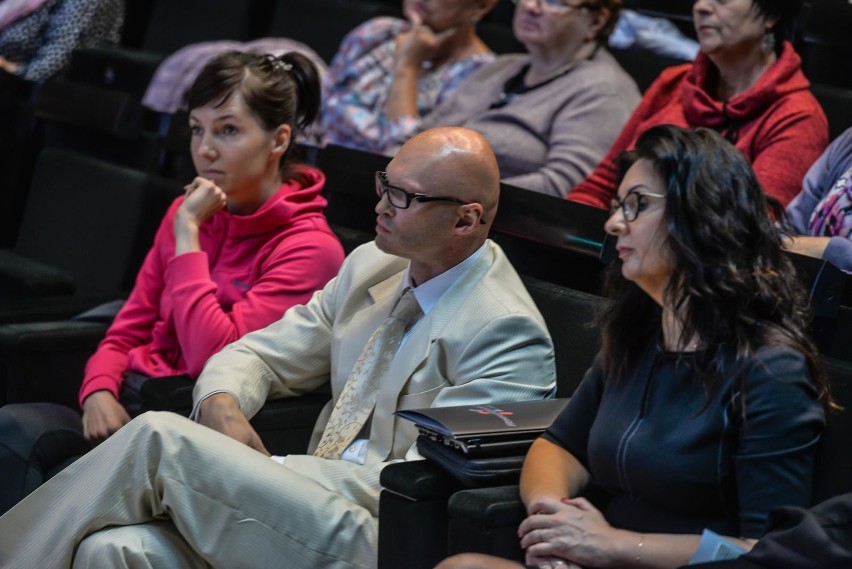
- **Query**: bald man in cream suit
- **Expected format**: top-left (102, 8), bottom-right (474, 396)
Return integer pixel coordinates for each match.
top-left (0, 127), bottom-right (556, 569)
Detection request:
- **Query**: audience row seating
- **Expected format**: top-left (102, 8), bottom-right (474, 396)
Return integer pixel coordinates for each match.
top-left (0, 148), bottom-right (180, 319)
top-left (0, 72), bottom-right (42, 248)
top-left (67, 0), bottom-right (401, 99)
top-left (67, 0), bottom-right (280, 98)
top-left (57, 0), bottom-right (852, 103)
top-left (797, 0), bottom-right (852, 90)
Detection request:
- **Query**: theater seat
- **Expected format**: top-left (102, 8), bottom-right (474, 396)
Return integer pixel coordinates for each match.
top-left (377, 277), bottom-right (608, 569)
top-left (67, 0), bottom-right (275, 97)
top-left (0, 148), bottom-right (179, 321)
top-left (267, 0), bottom-right (401, 63)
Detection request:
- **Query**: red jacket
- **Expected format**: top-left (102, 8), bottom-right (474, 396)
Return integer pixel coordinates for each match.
top-left (79, 167), bottom-right (344, 406)
top-left (568, 42), bottom-right (828, 209)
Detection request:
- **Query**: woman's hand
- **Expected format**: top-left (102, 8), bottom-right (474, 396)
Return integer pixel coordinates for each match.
top-left (178, 177), bottom-right (227, 227)
top-left (198, 393), bottom-right (271, 456)
top-left (82, 391), bottom-right (132, 443)
top-left (781, 235), bottom-right (831, 260)
top-left (394, 10), bottom-right (456, 73)
top-left (174, 177), bottom-right (226, 255)
top-left (519, 497), bottom-right (626, 568)
top-left (0, 56), bottom-right (19, 74)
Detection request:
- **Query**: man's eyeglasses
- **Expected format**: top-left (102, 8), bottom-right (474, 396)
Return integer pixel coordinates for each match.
top-left (609, 189), bottom-right (666, 222)
top-left (510, 0), bottom-right (594, 14)
top-left (375, 171), bottom-right (486, 223)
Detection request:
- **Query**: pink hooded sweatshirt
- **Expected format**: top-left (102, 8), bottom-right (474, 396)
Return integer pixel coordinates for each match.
top-left (79, 167), bottom-right (344, 406)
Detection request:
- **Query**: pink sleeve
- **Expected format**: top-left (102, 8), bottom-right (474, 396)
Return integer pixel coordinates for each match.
top-left (167, 223), bottom-right (344, 377)
top-left (78, 201), bottom-right (179, 405)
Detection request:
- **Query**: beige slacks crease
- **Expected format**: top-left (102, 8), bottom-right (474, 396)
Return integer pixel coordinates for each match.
top-left (0, 411), bottom-right (381, 569)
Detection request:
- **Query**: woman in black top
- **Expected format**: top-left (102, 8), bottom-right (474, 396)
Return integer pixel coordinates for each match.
top-left (438, 124), bottom-right (832, 569)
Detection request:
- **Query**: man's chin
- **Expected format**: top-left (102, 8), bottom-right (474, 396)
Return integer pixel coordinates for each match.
top-left (374, 235), bottom-right (390, 254)
top-left (374, 236), bottom-right (403, 258)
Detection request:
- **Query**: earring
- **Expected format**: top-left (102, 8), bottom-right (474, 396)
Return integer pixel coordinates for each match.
top-left (761, 29), bottom-right (775, 55)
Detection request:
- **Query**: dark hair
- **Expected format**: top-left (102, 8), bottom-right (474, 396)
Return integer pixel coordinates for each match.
top-left (751, 0), bottom-right (803, 53)
top-left (585, 0), bottom-right (622, 43)
top-left (600, 124), bottom-right (832, 412)
top-left (186, 50), bottom-right (321, 183)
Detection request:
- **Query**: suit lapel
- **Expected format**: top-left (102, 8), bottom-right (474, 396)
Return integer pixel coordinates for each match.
top-left (333, 272), bottom-right (406, 399)
top-left (369, 244), bottom-right (496, 461)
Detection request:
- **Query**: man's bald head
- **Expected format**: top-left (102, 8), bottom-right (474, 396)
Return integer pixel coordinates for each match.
top-left (376, 127), bottom-right (501, 284)
top-left (393, 127), bottom-right (500, 225)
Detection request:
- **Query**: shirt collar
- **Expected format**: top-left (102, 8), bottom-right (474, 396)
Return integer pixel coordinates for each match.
top-left (403, 242), bottom-right (487, 315)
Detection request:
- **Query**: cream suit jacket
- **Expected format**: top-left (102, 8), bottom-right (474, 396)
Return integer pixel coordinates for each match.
top-left (193, 240), bottom-right (556, 465)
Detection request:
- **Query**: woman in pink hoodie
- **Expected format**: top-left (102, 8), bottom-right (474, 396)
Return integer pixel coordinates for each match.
top-left (0, 51), bottom-right (345, 514)
top-left (77, 51), bottom-right (344, 441)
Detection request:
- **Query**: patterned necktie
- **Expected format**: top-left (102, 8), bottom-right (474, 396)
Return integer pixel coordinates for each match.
top-left (314, 288), bottom-right (423, 459)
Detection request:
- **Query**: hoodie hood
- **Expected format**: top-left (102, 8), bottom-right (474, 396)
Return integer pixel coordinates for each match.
top-left (219, 166), bottom-right (328, 238)
top-left (682, 41), bottom-right (810, 142)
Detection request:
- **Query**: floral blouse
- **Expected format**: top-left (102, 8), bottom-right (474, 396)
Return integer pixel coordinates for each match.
top-left (0, 0), bottom-right (123, 81)
top-left (320, 16), bottom-right (493, 153)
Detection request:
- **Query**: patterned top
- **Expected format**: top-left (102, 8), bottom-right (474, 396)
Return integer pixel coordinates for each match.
top-left (808, 165), bottom-right (852, 239)
top-left (0, 0), bottom-right (123, 81)
top-left (786, 127), bottom-right (852, 272)
top-left (320, 16), bottom-right (494, 153)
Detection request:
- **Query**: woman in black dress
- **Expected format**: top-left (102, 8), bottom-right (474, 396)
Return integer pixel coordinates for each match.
top-left (439, 124), bottom-right (832, 569)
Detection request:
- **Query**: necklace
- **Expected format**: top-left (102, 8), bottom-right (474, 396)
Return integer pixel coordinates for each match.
top-left (488, 45), bottom-right (600, 110)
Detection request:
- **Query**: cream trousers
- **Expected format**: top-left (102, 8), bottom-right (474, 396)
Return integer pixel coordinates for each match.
top-left (0, 411), bottom-right (382, 569)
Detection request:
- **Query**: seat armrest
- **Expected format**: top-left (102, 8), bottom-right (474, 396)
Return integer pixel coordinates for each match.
top-left (0, 320), bottom-right (108, 353)
top-left (446, 485), bottom-right (526, 561)
top-left (0, 249), bottom-right (75, 299)
top-left (447, 485), bottom-right (525, 527)
top-left (0, 295), bottom-right (125, 326)
top-left (378, 460), bottom-right (464, 569)
top-left (445, 483), bottom-right (613, 561)
top-left (380, 459), bottom-right (462, 501)
top-left (67, 46), bottom-right (166, 98)
top-left (0, 320), bottom-right (108, 407)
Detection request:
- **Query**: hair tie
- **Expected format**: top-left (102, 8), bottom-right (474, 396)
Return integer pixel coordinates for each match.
top-left (266, 55), bottom-right (292, 73)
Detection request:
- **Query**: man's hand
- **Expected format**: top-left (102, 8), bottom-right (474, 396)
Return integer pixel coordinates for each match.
top-left (82, 391), bottom-right (132, 443)
top-left (198, 393), bottom-right (271, 456)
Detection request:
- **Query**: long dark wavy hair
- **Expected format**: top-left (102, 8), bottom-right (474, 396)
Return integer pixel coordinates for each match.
top-left (186, 50), bottom-right (321, 185)
top-left (599, 124), bottom-right (832, 412)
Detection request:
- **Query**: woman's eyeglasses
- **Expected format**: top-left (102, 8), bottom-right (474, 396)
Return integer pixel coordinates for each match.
top-left (510, 0), bottom-right (594, 14)
top-left (609, 189), bottom-right (666, 222)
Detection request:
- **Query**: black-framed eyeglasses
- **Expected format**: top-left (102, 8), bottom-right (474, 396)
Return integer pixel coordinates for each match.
top-left (609, 189), bottom-right (666, 222)
top-left (510, 0), bottom-right (594, 14)
top-left (375, 171), bottom-right (486, 223)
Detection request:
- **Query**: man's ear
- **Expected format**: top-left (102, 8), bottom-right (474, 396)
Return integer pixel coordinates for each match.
top-left (454, 203), bottom-right (485, 234)
top-left (272, 124), bottom-right (292, 158)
